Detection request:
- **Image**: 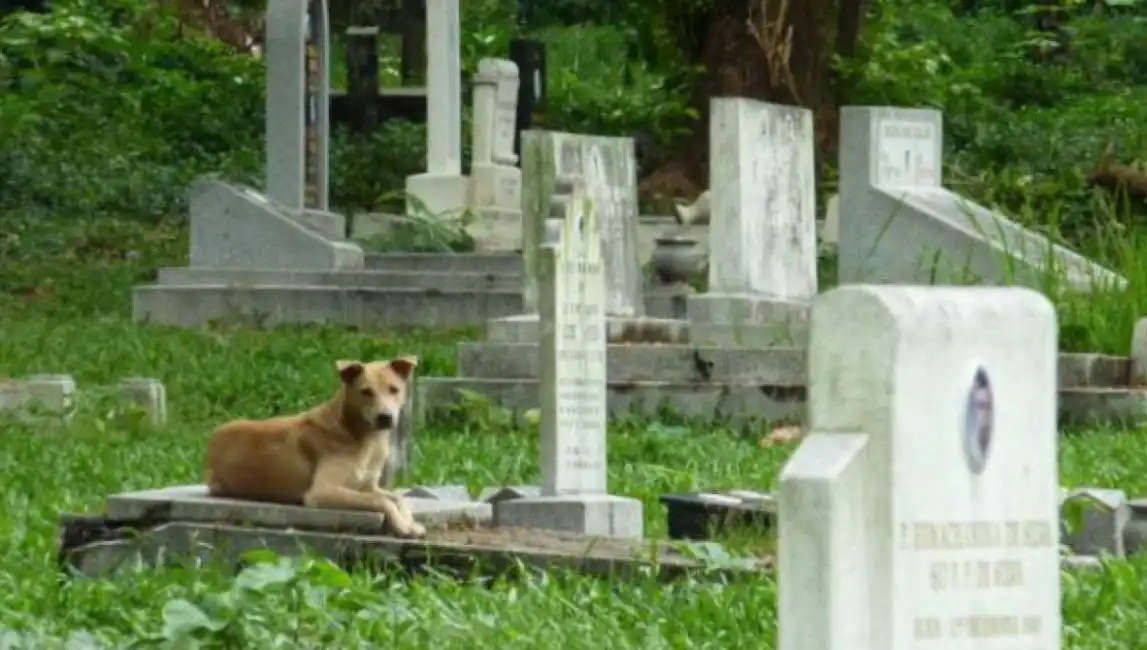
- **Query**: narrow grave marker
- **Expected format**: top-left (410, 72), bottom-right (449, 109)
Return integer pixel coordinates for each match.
top-left (778, 285), bottom-right (1060, 650)
top-left (493, 159), bottom-right (643, 537)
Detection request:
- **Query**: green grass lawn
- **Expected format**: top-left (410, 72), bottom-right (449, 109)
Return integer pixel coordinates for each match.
top-left (3, 215), bottom-right (1147, 647)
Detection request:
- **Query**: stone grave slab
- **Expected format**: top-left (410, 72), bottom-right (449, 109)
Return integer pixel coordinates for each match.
top-left (59, 520), bottom-right (765, 581)
top-left (837, 106), bottom-right (1122, 291)
top-left (187, 179), bottom-right (362, 271)
top-left (106, 484), bottom-right (489, 532)
top-left (686, 98), bottom-right (818, 347)
top-left (778, 285), bottom-right (1060, 649)
top-left (493, 176), bottom-right (644, 538)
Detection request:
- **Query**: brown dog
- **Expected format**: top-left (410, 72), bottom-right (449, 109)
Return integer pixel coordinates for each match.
top-left (204, 356), bottom-right (425, 538)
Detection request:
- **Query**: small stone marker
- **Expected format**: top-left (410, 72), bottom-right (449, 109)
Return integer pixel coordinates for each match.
top-left (686, 97), bottom-right (817, 347)
top-left (23, 374), bottom-right (77, 416)
top-left (118, 377), bottom-right (167, 426)
top-left (778, 285), bottom-right (1060, 649)
top-left (494, 172), bottom-right (644, 538)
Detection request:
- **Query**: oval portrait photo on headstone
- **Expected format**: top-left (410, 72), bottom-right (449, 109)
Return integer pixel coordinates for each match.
top-left (963, 367), bottom-right (994, 474)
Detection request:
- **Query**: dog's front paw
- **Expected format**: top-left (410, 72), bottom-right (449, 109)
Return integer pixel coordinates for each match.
top-left (393, 520), bottom-right (426, 539)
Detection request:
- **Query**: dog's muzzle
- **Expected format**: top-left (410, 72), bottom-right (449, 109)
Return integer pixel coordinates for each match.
top-left (374, 413), bottom-right (395, 430)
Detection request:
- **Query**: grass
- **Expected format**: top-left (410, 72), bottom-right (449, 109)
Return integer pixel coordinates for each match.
top-left (3, 214), bottom-right (1147, 646)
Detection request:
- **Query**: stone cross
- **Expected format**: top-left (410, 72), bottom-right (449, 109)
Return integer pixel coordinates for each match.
top-left (777, 284), bottom-right (1061, 649)
top-left (265, 0), bottom-right (330, 212)
top-left (492, 164), bottom-right (643, 538)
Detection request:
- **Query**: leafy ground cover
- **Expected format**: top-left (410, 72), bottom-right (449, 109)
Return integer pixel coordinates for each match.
top-left (0, 215), bottom-right (1145, 648)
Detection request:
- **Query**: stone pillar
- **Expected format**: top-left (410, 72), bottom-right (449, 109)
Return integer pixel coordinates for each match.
top-left (404, 0), bottom-right (469, 218)
top-left (466, 58), bottom-right (522, 250)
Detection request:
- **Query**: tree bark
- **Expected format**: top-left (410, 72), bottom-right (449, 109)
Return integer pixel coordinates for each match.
top-left (640, 0), bottom-right (867, 211)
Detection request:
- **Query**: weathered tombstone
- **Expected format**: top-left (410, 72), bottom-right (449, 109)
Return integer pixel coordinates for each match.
top-left (686, 98), bottom-right (817, 347)
top-left (404, 0), bottom-right (468, 217)
top-left (265, 0), bottom-right (330, 212)
top-left (519, 131), bottom-right (641, 317)
top-left (467, 58), bottom-right (523, 250)
top-left (494, 168), bottom-right (644, 538)
top-left (777, 285), bottom-right (1060, 649)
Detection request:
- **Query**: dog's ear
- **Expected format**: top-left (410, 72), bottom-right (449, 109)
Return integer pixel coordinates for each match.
top-left (388, 356), bottom-right (419, 382)
top-left (335, 360), bottom-right (364, 383)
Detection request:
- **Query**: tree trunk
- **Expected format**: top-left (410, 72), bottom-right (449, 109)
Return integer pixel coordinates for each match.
top-left (640, 0), bottom-right (866, 212)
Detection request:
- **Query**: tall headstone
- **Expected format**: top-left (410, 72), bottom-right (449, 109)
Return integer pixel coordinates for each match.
top-left (494, 168), bottom-right (643, 538)
top-left (467, 58), bottom-right (523, 250)
top-left (404, 0), bottom-right (469, 217)
top-left (265, 0), bottom-right (330, 212)
top-left (838, 107), bottom-right (943, 285)
top-left (686, 98), bottom-right (817, 347)
top-left (777, 285), bottom-right (1060, 649)
top-left (519, 130), bottom-right (641, 317)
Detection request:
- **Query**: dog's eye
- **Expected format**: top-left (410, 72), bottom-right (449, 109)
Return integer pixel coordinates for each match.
top-left (388, 386), bottom-right (400, 395)
top-left (360, 388), bottom-right (375, 397)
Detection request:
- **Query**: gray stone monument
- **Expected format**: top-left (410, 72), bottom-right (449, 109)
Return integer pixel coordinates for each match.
top-left (494, 170), bottom-right (644, 538)
top-left (467, 58), bottom-right (523, 250)
top-left (837, 106), bottom-right (1121, 291)
top-left (686, 98), bottom-right (818, 347)
top-left (265, 0), bottom-right (330, 212)
top-left (519, 130), bottom-right (642, 317)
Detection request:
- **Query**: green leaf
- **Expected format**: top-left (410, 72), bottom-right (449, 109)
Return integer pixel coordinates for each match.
top-left (161, 599), bottom-right (222, 639)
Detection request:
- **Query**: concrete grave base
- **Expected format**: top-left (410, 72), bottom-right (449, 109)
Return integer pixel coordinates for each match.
top-left (486, 313), bottom-right (690, 345)
top-left (686, 293), bottom-right (810, 347)
top-left (132, 284), bottom-right (524, 329)
top-left (156, 267), bottom-right (523, 292)
top-left (493, 494), bottom-right (644, 539)
top-left (466, 207), bottom-right (523, 252)
top-left (405, 173), bottom-right (470, 217)
top-left (363, 251), bottom-right (523, 274)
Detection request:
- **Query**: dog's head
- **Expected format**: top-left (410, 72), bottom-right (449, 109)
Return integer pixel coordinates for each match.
top-left (335, 356), bottom-right (418, 431)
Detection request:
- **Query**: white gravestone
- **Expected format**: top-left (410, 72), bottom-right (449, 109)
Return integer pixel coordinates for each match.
top-left (686, 97), bottom-right (817, 347)
top-left (404, 0), bottom-right (469, 218)
top-left (467, 58), bottom-right (522, 250)
top-left (265, 0), bottom-right (330, 212)
top-left (777, 285), bottom-right (1060, 650)
top-left (493, 170), bottom-right (643, 538)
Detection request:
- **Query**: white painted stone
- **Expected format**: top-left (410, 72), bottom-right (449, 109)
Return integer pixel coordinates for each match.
top-left (778, 285), bottom-right (1061, 650)
top-left (265, 0), bottom-right (330, 211)
top-left (22, 374), bottom-right (76, 415)
top-left (686, 98), bottom-right (817, 347)
top-left (822, 193), bottom-right (840, 244)
top-left (540, 180), bottom-right (608, 495)
top-left (872, 118), bottom-right (941, 188)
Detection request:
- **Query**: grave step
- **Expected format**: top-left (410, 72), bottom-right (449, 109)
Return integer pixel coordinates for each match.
top-left (132, 284), bottom-right (522, 329)
top-left (157, 267), bottom-right (521, 292)
top-left (418, 377), bottom-right (805, 423)
top-left (364, 252), bottom-right (523, 275)
top-left (418, 377), bottom-right (1147, 427)
top-left (454, 347), bottom-right (1129, 388)
top-left (486, 314), bottom-right (690, 344)
top-left (133, 285), bottom-right (687, 329)
top-left (456, 342), bottom-right (804, 383)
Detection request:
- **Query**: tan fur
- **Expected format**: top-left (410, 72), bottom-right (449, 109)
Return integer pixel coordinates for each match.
top-left (204, 356), bottom-right (425, 538)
